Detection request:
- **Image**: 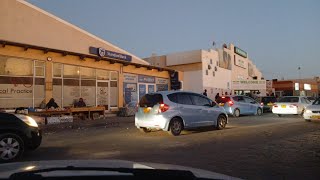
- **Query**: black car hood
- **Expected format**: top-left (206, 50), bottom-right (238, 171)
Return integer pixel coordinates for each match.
top-left (0, 159), bottom-right (241, 180)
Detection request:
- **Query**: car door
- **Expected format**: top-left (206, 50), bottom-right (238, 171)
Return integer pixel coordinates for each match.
top-left (189, 94), bottom-right (213, 127)
top-left (244, 96), bottom-right (258, 114)
top-left (236, 96), bottom-right (249, 114)
top-left (176, 93), bottom-right (199, 128)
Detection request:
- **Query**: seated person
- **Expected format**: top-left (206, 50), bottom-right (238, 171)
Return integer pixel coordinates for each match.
top-left (74, 98), bottom-right (86, 107)
top-left (46, 98), bottom-right (59, 109)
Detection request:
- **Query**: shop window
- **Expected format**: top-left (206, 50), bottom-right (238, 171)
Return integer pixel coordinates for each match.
top-left (96, 69), bottom-right (110, 80)
top-left (53, 63), bottom-right (62, 78)
top-left (0, 56), bottom-right (33, 76)
top-left (81, 80), bottom-right (96, 107)
top-left (52, 78), bottom-right (62, 107)
top-left (63, 79), bottom-right (80, 107)
top-left (110, 81), bottom-right (118, 107)
top-left (35, 61), bottom-right (45, 77)
top-left (80, 67), bottom-right (96, 79)
top-left (111, 71), bottom-right (118, 80)
top-left (63, 64), bottom-right (80, 78)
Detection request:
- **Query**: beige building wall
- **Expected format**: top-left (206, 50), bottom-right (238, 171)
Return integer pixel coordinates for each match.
top-left (0, 0), bottom-right (149, 65)
top-left (166, 50), bottom-right (202, 66)
top-left (144, 55), bottom-right (167, 68)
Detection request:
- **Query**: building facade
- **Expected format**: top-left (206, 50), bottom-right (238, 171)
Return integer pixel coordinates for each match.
top-left (145, 44), bottom-right (265, 100)
top-left (0, 0), bottom-right (172, 110)
top-left (272, 78), bottom-right (320, 97)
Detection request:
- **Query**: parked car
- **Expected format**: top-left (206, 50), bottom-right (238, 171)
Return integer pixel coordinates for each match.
top-left (258, 96), bottom-right (278, 112)
top-left (303, 97), bottom-right (320, 122)
top-left (272, 96), bottom-right (311, 117)
top-left (216, 95), bottom-right (263, 117)
top-left (307, 96), bottom-right (316, 103)
top-left (0, 112), bottom-right (42, 162)
top-left (135, 91), bottom-right (228, 136)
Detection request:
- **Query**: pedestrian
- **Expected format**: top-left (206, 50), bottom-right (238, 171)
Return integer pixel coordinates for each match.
top-left (74, 98), bottom-right (86, 107)
top-left (225, 92), bottom-right (228, 95)
top-left (46, 98), bottom-right (59, 109)
top-left (215, 93), bottom-right (220, 101)
top-left (203, 89), bottom-right (207, 96)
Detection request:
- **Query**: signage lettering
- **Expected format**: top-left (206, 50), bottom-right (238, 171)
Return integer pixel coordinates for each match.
top-left (0, 88), bottom-right (32, 94)
top-left (234, 46), bottom-right (247, 58)
top-left (89, 47), bottom-right (132, 62)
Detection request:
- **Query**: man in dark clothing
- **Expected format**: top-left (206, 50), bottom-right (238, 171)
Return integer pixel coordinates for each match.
top-left (75, 98), bottom-right (86, 107)
top-left (203, 89), bottom-right (207, 96)
top-left (215, 93), bottom-right (220, 101)
top-left (46, 98), bottom-right (59, 109)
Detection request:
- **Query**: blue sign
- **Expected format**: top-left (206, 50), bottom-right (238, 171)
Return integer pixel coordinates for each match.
top-left (89, 47), bottom-right (132, 62)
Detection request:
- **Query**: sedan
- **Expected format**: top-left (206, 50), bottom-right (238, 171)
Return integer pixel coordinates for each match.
top-left (303, 98), bottom-right (320, 122)
top-left (0, 112), bottom-right (42, 162)
top-left (272, 96), bottom-right (311, 117)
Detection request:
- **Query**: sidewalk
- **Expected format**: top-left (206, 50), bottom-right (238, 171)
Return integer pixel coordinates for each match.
top-left (40, 116), bottom-right (134, 132)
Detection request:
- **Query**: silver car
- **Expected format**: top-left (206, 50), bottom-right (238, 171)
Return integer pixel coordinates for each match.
top-left (135, 91), bottom-right (228, 136)
top-left (303, 97), bottom-right (320, 122)
top-left (216, 95), bottom-right (263, 117)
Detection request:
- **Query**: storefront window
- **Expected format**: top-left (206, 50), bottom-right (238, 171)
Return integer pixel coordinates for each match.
top-left (53, 63), bottom-right (62, 78)
top-left (111, 71), bottom-right (118, 80)
top-left (35, 61), bottom-right (45, 77)
top-left (81, 80), bottom-right (96, 107)
top-left (52, 78), bottom-right (62, 107)
top-left (96, 69), bottom-right (110, 80)
top-left (63, 64), bottom-right (80, 78)
top-left (0, 56), bottom-right (33, 76)
top-left (80, 67), bottom-right (96, 79)
top-left (110, 81), bottom-right (118, 107)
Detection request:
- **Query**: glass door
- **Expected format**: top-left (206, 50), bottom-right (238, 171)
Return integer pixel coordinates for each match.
top-left (96, 80), bottom-right (109, 111)
top-left (138, 83), bottom-right (155, 101)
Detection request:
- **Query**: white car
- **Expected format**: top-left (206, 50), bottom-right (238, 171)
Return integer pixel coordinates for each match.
top-left (303, 98), bottom-right (320, 122)
top-left (272, 96), bottom-right (312, 117)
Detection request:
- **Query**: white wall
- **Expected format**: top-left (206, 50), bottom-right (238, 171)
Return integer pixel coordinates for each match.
top-left (183, 70), bottom-right (203, 94)
top-left (166, 50), bottom-right (202, 66)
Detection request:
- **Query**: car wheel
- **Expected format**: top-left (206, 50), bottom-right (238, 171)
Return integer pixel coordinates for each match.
top-left (216, 115), bottom-right (227, 130)
top-left (168, 118), bottom-right (183, 136)
top-left (233, 109), bottom-right (240, 117)
top-left (139, 128), bottom-right (151, 133)
top-left (256, 108), bottom-right (262, 116)
top-left (277, 114), bottom-right (282, 117)
top-left (0, 133), bottom-right (24, 162)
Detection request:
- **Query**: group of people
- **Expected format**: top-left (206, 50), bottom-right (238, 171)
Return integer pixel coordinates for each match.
top-left (41, 98), bottom-right (86, 110)
top-left (202, 89), bottom-right (233, 101)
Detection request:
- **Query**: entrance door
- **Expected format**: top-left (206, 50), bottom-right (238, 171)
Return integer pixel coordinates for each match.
top-left (97, 80), bottom-right (109, 111)
top-left (138, 83), bottom-right (155, 101)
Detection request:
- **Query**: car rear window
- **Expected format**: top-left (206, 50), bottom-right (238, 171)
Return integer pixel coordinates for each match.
top-left (217, 96), bottom-right (231, 103)
top-left (139, 94), bottom-right (163, 107)
top-left (261, 97), bottom-right (277, 103)
top-left (278, 97), bottom-right (299, 103)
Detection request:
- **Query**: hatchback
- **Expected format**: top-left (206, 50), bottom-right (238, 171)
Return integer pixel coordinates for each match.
top-left (217, 95), bottom-right (263, 117)
top-left (0, 112), bottom-right (42, 162)
top-left (135, 91), bottom-right (228, 136)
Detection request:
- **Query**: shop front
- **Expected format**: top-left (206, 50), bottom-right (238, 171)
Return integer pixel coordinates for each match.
top-left (232, 80), bottom-right (266, 96)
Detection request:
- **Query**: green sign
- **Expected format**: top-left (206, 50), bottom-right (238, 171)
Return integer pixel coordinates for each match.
top-left (234, 46), bottom-right (247, 58)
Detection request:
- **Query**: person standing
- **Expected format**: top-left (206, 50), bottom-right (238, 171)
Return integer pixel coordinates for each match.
top-left (203, 89), bottom-right (207, 96)
top-left (215, 93), bottom-right (220, 101)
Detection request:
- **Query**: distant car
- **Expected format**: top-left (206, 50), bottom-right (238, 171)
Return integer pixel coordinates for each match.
top-left (135, 91), bottom-right (228, 136)
top-left (0, 112), bottom-right (42, 162)
top-left (272, 96), bottom-right (311, 117)
top-left (258, 96), bottom-right (278, 112)
top-left (303, 98), bottom-right (320, 122)
top-left (217, 95), bottom-right (263, 117)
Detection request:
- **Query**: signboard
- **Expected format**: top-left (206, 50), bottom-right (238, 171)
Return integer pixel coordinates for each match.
top-left (232, 80), bottom-right (266, 90)
top-left (234, 46), bottom-right (247, 58)
top-left (234, 56), bottom-right (246, 69)
top-left (156, 78), bottom-right (169, 84)
top-left (123, 83), bottom-right (137, 104)
top-left (89, 47), bottom-right (132, 62)
top-left (124, 73), bottom-right (138, 83)
top-left (295, 83), bottom-right (299, 90)
top-left (304, 84), bottom-right (311, 90)
top-left (138, 75), bottom-right (155, 83)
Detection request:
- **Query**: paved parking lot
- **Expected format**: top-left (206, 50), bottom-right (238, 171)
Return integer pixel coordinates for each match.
top-left (23, 113), bottom-right (320, 179)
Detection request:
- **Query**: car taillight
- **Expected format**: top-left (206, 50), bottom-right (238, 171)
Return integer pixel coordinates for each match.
top-left (228, 100), bottom-right (234, 106)
top-left (159, 103), bottom-right (169, 113)
top-left (273, 104), bottom-right (278, 108)
top-left (260, 102), bottom-right (264, 106)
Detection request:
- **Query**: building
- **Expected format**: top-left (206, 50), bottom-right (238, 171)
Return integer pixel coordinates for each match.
top-left (145, 44), bottom-right (265, 100)
top-left (272, 77), bottom-right (320, 97)
top-left (0, 0), bottom-right (174, 110)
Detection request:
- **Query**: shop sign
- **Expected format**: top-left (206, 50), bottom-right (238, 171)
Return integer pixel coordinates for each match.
top-left (0, 84), bottom-right (33, 98)
top-left (124, 73), bottom-right (138, 83)
top-left (138, 75), bottom-right (155, 83)
top-left (89, 47), bottom-right (132, 62)
top-left (234, 46), bottom-right (247, 58)
top-left (234, 56), bottom-right (246, 69)
top-left (156, 78), bottom-right (169, 84)
top-left (232, 80), bottom-right (266, 90)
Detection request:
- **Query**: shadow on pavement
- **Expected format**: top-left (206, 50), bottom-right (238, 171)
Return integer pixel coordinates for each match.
top-left (22, 146), bottom-right (72, 161)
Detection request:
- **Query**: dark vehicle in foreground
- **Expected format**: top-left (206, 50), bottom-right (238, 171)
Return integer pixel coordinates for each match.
top-left (0, 160), bottom-right (241, 180)
top-left (258, 96), bottom-right (278, 112)
top-left (0, 112), bottom-right (42, 162)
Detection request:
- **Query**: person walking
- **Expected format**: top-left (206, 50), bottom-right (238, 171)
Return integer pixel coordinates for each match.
top-left (203, 89), bottom-right (207, 96)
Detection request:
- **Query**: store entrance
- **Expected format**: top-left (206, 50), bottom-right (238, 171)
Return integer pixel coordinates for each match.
top-left (96, 80), bottom-right (109, 111)
top-left (138, 83), bottom-right (155, 101)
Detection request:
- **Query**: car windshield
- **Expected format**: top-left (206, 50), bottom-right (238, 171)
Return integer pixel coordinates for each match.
top-left (139, 94), bottom-right (163, 107)
top-left (278, 97), bottom-right (299, 103)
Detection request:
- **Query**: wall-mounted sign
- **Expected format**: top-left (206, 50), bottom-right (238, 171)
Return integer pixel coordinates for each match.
top-left (124, 73), bottom-right (138, 83)
top-left (156, 78), bottom-right (169, 84)
top-left (234, 56), bottom-right (246, 69)
top-left (234, 46), bottom-right (247, 58)
top-left (304, 84), bottom-right (311, 90)
top-left (232, 80), bottom-right (266, 90)
top-left (295, 83), bottom-right (299, 90)
top-left (89, 47), bottom-right (132, 62)
top-left (138, 75), bottom-right (155, 83)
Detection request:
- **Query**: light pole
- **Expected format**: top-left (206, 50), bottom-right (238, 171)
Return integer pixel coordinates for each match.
top-left (298, 66), bottom-right (301, 79)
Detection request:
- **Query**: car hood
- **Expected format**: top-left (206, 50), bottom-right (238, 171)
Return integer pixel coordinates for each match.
top-left (306, 105), bottom-right (320, 111)
top-left (0, 159), bottom-right (241, 180)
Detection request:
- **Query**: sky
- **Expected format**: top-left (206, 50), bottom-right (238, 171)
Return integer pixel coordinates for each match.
top-left (27, 0), bottom-right (320, 80)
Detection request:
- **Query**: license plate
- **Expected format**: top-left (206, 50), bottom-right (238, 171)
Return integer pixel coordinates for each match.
top-left (143, 108), bottom-right (150, 114)
top-left (267, 103), bottom-right (273, 106)
top-left (311, 115), bottom-right (320, 119)
top-left (281, 105), bottom-right (286, 108)
top-left (219, 103), bottom-right (224, 106)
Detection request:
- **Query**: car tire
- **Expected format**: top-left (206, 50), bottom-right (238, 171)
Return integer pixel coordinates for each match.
top-left (216, 115), bottom-right (227, 130)
top-left (139, 128), bottom-right (151, 133)
top-left (168, 118), bottom-right (183, 136)
top-left (0, 133), bottom-right (24, 162)
top-left (256, 108), bottom-right (263, 116)
top-left (233, 109), bottom-right (240, 117)
top-left (277, 114), bottom-right (282, 117)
